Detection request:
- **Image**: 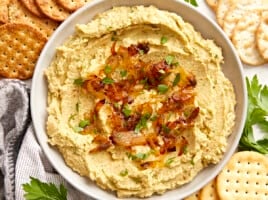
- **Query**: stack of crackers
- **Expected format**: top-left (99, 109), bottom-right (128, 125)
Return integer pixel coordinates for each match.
top-left (184, 151), bottom-right (268, 200)
top-left (206, 0), bottom-right (268, 66)
top-left (0, 0), bottom-right (91, 79)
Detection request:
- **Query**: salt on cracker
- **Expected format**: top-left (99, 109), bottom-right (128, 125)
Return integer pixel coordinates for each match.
top-left (0, 0), bottom-right (9, 24)
top-left (205, 0), bottom-right (218, 11)
top-left (35, 0), bottom-right (71, 22)
top-left (56, 0), bottom-right (92, 12)
top-left (232, 10), bottom-right (266, 65)
top-left (223, 2), bottom-right (263, 39)
top-left (257, 10), bottom-right (268, 60)
top-left (184, 191), bottom-right (199, 200)
top-left (216, 0), bottom-right (231, 27)
top-left (0, 23), bottom-right (47, 79)
top-left (216, 151), bottom-right (268, 200)
top-left (21, 0), bottom-right (44, 18)
top-left (8, 0), bottom-right (59, 39)
top-left (199, 179), bottom-right (219, 200)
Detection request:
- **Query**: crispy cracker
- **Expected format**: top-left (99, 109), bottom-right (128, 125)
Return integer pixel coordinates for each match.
top-left (0, 0), bottom-right (9, 24)
top-left (205, 0), bottom-right (218, 11)
top-left (35, 0), bottom-right (71, 22)
top-left (21, 0), bottom-right (44, 18)
top-left (184, 191), bottom-right (200, 200)
top-left (232, 10), bottom-right (266, 65)
top-left (216, 151), bottom-right (268, 200)
top-left (0, 23), bottom-right (47, 79)
top-left (223, 1), bottom-right (266, 38)
top-left (199, 179), bottom-right (219, 200)
top-left (56, 0), bottom-right (92, 12)
top-left (257, 10), bottom-right (268, 60)
top-left (216, 0), bottom-right (231, 27)
top-left (8, 0), bottom-right (59, 39)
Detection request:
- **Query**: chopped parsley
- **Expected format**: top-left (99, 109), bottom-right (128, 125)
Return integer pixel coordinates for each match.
top-left (157, 84), bottom-right (169, 94)
top-left (160, 36), bottom-right (168, 44)
top-left (134, 113), bottom-right (151, 133)
top-left (73, 126), bottom-right (83, 133)
top-left (127, 152), bottom-right (150, 161)
top-left (75, 102), bottom-right (80, 112)
top-left (120, 69), bottom-right (127, 77)
top-left (102, 77), bottom-right (114, 84)
top-left (73, 78), bottom-right (84, 86)
top-left (165, 55), bottom-right (175, 65)
top-left (119, 169), bottom-right (128, 177)
top-left (78, 120), bottom-right (90, 128)
top-left (162, 124), bottom-right (171, 134)
top-left (165, 157), bottom-right (176, 167)
top-left (104, 65), bottom-right (112, 74)
top-left (122, 104), bottom-right (132, 117)
top-left (173, 73), bottom-right (181, 86)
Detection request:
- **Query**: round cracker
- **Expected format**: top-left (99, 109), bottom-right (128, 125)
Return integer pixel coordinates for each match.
top-left (0, 23), bottom-right (47, 79)
top-left (257, 10), bottom-right (268, 60)
top-left (56, 0), bottom-right (92, 12)
top-left (216, 0), bottom-right (232, 27)
top-left (216, 151), bottom-right (268, 200)
top-left (35, 0), bottom-right (71, 22)
top-left (8, 0), bottom-right (59, 39)
top-left (199, 179), bottom-right (219, 200)
top-left (21, 0), bottom-right (44, 18)
top-left (205, 0), bottom-right (218, 11)
top-left (184, 191), bottom-right (200, 200)
top-left (232, 10), bottom-right (266, 65)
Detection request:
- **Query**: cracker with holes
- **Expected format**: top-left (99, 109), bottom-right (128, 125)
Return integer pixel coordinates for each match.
top-left (35, 0), bottom-right (71, 22)
top-left (257, 10), bottom-right (268, 60)
top-left (0, 23), bottom-right (47, 79)
top-left (21, 0), bottom-right (44, 18)
top-left (216, 151), bottom-right (268, 200)
top-left (0, 0), bottom-right (9, 24)
top-left (216, 0), bottom-right (231, 27)
top-left (232, 10), bottom-right (266, 65)
top-left (199, 179), bottom-right (219, 200)
top-left (56, 0), bottom-right (92, 12)
top-left (184, 191), bottom-right (200, 200)
top-left (8, 0), bottom-right (59, 39)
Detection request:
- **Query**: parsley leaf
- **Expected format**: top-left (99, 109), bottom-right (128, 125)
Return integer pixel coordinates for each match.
top-left (22, 177), bottom-right (67, 200)
top-left (134, 113), bottom-right (151, 133)
top-left (160, 36), bottom-right (168, 44)
top-left (122, 104), bottom-right (132, 117)
top-left (173, 73), bottom-right (181, 86)
top-left (184, 0), bottom-right (198, 7)
top-left (165, 55), bottom-right (175, 65)
top-left (239, 75), bottom-right (268, 154)
top-left (79, 120), bottom-right (90, 128)
top-left (157, 84), bottom-right (169, 94)
top-left (73, 78), bottom-right (84, 86)
top-left (102, 77), bottom-right (114, 84)
top-left (104, 65), bottom-right (112, 74)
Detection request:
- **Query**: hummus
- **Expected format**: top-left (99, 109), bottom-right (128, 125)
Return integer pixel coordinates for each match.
top-left (45, 6), bottom-right (236, 198)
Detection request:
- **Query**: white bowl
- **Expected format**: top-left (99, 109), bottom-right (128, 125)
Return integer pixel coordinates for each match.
top-left (31, 0), bottom-right (247, 199)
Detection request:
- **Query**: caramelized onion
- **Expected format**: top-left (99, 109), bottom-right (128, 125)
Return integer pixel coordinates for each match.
top-left (111, 131), bottom-right (147, 147)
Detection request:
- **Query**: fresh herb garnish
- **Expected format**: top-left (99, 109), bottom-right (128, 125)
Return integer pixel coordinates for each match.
top-left (160, 36), bottom-right (168, 44)
top-left (73, 126), bottom-right (83, 133)
top-left (119, 169), bottom-right (128, 176)
top-left (134, 113), bottom-right (151, 133)
top-left (22, 177), bottom-right (67, 200)
top-left (239, 75), bottom-right (268, 154)
top-left (102, 77), bottom-right (114, 84)
top-left (165, 55), bottom-right (175, 65)
top-left (122, 105), bottom-right (132, 117)
top-left (120, 69), bottom-right (127, 77)
top-left (73, 78), bottom-right (84, 86)
top-left (79, 120), bottom-right (90, 128)
top-left (173, 73), bottom-right (181, 86)
top-left (165, 157), bottom-right (176, 167)
top-left (127, 152), bottom-right (149, 161)
top-left (157, 84), bottom-right (169, 94)
top-left (184, 0), bottom-right (198, 7)
top-left (75, 102), bottom-right (80, 112)
top-left (162, 124), bottom-right (171, 134)
top-left (104, 65), bottom-right (112, 74)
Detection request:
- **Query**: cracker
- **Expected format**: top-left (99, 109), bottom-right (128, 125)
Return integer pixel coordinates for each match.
top-left (0, 0), bottom-right (9, 24)
top-left (216, 0), bottom-right (231, 27)
top-left (184, 191), bottom-right (199, 200)
top-left (205, 0), bottom-right (218, 11)
top-left (56, 0), bottom-right (92, 12)
top-left (232, 10), bottom-right (266, 65)
top-left (35, 0), bottom-right (71, 22)
top-left (21, 0), bottom-right (44, 18)
top-left (216, 151), bottom-right (268, 200)
top-left (8, 0), bottom-right (59, 39)
top-left (199, 179), bottom-right (219, 200)
top-left (0, 23), bottom-right (47, 79)
top-left (257, 10), bottom-right (268, 60)
top-left (223, 1), bottom-right (266, 38)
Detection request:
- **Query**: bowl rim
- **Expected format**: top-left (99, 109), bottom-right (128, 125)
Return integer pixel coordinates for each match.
top-left (31, 0), bottom-right (247, 199)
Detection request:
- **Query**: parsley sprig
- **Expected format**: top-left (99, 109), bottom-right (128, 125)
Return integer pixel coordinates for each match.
top-left (239, 75), bottom-right (268, 154)
top-left (22, 177), bottom-right (67, 200)
top-left (184, 0), bottom-right (198, 7)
